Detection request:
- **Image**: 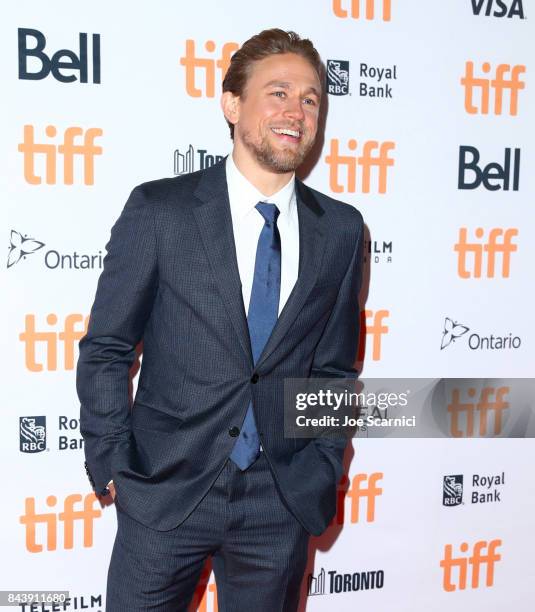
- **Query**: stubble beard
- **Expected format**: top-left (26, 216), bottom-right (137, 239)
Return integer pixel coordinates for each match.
top-left (241, 127), bottom-right (315, 174)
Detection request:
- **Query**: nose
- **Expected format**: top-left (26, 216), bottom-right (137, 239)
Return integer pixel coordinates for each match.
top-left (284, 96), bottom-right (305, 121)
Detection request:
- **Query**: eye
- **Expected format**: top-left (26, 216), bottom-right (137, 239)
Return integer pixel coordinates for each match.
top-left (272, 91), bottom-right (286, 98)
top-left (303, 97), bottom-right (316, 106)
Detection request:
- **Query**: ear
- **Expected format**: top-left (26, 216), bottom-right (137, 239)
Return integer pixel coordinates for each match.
top-left (221, 91), bottom-right (240, 127)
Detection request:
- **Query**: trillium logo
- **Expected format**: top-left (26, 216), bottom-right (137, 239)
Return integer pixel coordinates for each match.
top-left (7, 230), bottom-right (45, 268)
top-left (441, 317), bottom-right (470, 350)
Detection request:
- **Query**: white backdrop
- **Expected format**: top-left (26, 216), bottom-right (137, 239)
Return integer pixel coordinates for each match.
top-left (3, 1), bottom-right (534, 610)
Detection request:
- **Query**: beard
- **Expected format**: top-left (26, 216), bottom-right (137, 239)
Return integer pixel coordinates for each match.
top-left (241, 127), bottom-right (315, 174)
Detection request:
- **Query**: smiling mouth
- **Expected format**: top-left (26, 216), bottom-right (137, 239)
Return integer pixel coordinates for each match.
top-left (271, 127), bottom-right (301, 139)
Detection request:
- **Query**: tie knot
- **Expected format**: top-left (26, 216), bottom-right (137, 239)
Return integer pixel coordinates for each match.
top-left (255, 202), bottom-right (280, 227)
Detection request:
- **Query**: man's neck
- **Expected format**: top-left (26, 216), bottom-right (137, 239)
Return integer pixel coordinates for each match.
top-left (231, 146), bottom-right (294, 197)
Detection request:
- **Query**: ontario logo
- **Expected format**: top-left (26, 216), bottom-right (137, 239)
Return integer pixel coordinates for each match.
top-left (7, 230), bottom-right (103, 270)
top-left (440, 317), bottom-right (520, 351)
top-left (326, 60), bottom-right (350, 95)
top-left (20, 416), bottom-right (47, 453)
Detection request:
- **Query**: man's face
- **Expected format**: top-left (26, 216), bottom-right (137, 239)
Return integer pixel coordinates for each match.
top-left (230, 52), bottom-right (321, 173)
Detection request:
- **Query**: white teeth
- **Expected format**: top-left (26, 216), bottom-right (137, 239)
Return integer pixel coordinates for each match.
top-left (272, 128), bottom-right (300, 137)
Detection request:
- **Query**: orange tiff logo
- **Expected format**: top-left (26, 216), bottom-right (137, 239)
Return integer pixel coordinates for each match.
top-left (19, 493), bottom-right (102, 552)
top-left (448, 386), bottom-right (509, 437)
top-left (358, 309), bottom-right (389, 362)
top-left (18, 125), bottom-right (102, 185)
top-left (325, 139), bottom-right (395, 194)
top-left (440, 539), bottom-right (502, 592)
top-left (333, 0), bottom-right (392, 20)
top-left (461, 61), bottom-right (525, 115)
top-left (454, 227), bottom-right (518, 278)
top-left (191, 565), bottom-right (218, 612)
top-left (180, 40), bottom-right (239, 98)
top-left (331, 472), bottom-right (383, 525)
top-left (19, 313), bottom-right (88, 372)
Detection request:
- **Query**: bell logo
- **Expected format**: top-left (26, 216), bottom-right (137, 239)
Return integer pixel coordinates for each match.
top-left (454, 227), bottom-right (518, 279)
top-left (19, 313), bottom-right (89, 372)
top-left (325, 139), bottom-right (395, 194)
top-left (448, 386), bottom-right (509, 437)
top-left (19, 493), bottom-right (102, 552)
top-left (333, 0), bottom-right (392, 21)
top-left (18, 125), bottom-right (103, 185)
top-left (461, 61), bottom-right (525, 115)
top-left (332, 472), bottom-right (383, 525)
top-left (440, 539), bottom-right (502, 591)
top-left (179, 40), bottom-right (239, 98)
top-left (18, 28), bottom-right (101, 84)
top-left (458, 146), bottom-right (520, 191)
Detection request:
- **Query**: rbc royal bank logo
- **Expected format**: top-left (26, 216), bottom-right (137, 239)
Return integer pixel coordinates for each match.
top-left (20, 416), bottom-right (47, 453)
top-left (326, 60), bottom-right (350, 95)
top-left (443, 475), bottom-right (463, 506)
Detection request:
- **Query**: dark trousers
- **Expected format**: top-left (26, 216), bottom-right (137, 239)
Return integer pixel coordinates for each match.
top-left (106, 452), bottom-right (310, 611)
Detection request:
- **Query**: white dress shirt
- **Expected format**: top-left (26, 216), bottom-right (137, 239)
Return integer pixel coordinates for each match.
top-left (225, 154), bottom-right (299, 318)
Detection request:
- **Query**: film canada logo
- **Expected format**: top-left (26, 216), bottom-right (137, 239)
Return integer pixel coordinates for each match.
top-left (443, 475), bottom-right (463, 506)
top-left (440, 539), bottom-right (502, 591)
top-left (364, 239), bottom-right (393, 264)
top-left (20, 416), bottom-right (47, 453)
top-left (326, 60), bottom-right (350, 96)
top-left (19, 492), bottom-right (102, 552)
top-left (308, 567), bottom-right (385, 596)
top-left (332, 0), bottom-right (392, 21)
top-left (325, 138), bottom-right (395, 194)
top-left (7, 230), bottom-right (103, 271)
top-left (179, 39), bottom-right (239, 97)
top-left (470, 0), bottom-right (525, 19)
top-left (173, 145), bottom-right (224, 175)
top-left (18, 28), bottom-right (101, 84)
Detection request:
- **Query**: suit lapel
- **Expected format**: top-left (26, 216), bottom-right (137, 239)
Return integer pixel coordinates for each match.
top-left (192, 160), bottom-right (327, 372)
top-left (192, 161), bottom-right (253, 366)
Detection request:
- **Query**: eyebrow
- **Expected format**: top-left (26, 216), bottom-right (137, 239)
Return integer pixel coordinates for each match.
top-left (263, 80), bottom-right (321, 97)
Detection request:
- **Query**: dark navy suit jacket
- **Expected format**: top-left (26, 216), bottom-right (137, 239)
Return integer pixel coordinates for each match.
top-left (77, 159), bottom-right (364, 536)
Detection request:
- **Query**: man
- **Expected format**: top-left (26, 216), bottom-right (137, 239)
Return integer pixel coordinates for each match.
top-left (77, 28), bottom-right (364, 611)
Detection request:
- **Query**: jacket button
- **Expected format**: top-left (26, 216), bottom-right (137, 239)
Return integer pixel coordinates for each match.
top-left (229, 426), bottom-right (240, 437)
top-left (250, 373), bottom-right (259, 383)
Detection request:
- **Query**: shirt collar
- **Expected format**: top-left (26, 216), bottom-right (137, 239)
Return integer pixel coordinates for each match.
top-left (226, 153), bottom-right (296, 221)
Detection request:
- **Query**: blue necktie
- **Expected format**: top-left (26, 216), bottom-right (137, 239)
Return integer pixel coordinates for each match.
top-left (230, 202), bottom-right (281, 470)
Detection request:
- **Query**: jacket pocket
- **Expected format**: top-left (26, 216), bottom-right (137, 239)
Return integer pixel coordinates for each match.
top-left (131, 401), bottom-right (183, 434)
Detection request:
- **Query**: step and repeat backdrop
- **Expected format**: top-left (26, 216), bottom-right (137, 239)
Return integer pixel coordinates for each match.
top-left (3, 1), bottom-right (534, 611)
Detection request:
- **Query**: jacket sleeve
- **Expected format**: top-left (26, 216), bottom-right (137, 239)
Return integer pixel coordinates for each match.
top-left (309, 209), bottom-right (364, 482)
top-left (76, 185), bottom-right (159, 493)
